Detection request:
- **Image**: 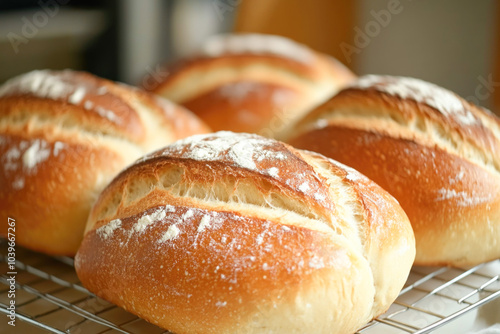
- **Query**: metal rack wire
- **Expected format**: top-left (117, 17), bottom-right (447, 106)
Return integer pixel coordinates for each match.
top-left (1, 240), bottom-right (499, 334)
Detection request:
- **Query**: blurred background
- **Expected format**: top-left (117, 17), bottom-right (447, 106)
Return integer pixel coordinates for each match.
top-left (0, 0), bottom-right (498, 112)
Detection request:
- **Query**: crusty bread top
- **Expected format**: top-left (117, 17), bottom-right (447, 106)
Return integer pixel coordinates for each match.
top-left (144, 34), bottom-right (355, 104)
top-left (0, 69), bottom-right (209, 148)
top-left (0, 69), bottom-right (210, 195)
top-left (200, 33), bottom-right (316, 64)
top-left (293, 75), bottom-right (500, 175)
top-left (87, 132), bottom-right (408, 250)
top-left (83, 132), bottom-right (414, 325)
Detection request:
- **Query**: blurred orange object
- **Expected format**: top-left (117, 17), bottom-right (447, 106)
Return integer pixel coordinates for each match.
top-left (235, 0), bottom-right (356, 69)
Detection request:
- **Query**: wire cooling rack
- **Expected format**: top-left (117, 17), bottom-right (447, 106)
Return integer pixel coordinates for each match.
top-left (0, 240), bottom-right (499, 334)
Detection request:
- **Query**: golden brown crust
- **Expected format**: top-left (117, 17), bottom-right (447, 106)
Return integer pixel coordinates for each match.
top-left (0, 69), bottom-right (210, 255)
top-left (78, 207), bottom-right (372, 334)
top-left (76, 131), bottom-right (415, 333)
top-left (181, 81), bottom-right (301, 134)
top-left (295, 84), bottom-right (500, 170)
top-left (287, 75), bottom-right (500, 266)
top-left (150, 54), bottom-right (324, 95)
top-left (142, 33), bottom-right (356, 136)
top-left (0, 132), bottom-right (132, 255)
top-left (0, 71), bottom-right (144, 140)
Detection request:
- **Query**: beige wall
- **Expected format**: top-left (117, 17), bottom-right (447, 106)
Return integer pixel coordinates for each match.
top-left (356, 0), bottom-right (496, 109)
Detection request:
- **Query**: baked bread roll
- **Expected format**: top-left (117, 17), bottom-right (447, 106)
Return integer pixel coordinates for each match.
top-left (287, 75), bottom-right (500, 266)
top-left (0, 69), bottom-right (210, 256)
top-left (142, 33), bottom-right (355, 137)
top-left (75, 131), bottom-right (415, 334)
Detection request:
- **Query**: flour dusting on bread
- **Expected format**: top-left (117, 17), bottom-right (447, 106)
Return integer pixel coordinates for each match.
top-left (436, 188), bottom-right (493, 207)
top-left (352, 75), bottom-right (479, 126)
top-left (96, 219), bottom-right (122, 240)
top-left (1, 138), bottom-right (66, 190)
top-left (0, 70), bottom-right (123, 124)
top-left (0, 70), bottom-right (71, 100)
top-left (159, 224), bottom-right (180, 242)
top-left (200, 33), bottom-right (314, 64)
top-left (22, 139), bottom-right (51, 169)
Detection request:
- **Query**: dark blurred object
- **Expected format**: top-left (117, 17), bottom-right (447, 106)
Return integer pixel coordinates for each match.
top-left (0, 0), bottom-right (102, 11)
top-left (82, 0), bottom-right (119, 81)
top-left (0, 0), bottom-right (110, 83)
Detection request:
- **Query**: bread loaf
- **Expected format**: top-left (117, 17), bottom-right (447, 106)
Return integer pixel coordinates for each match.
top-left (75, 131), bottom-right (415, 334)
top-left (0, 69), bottom-right (210, 255)
top-left (142, 33), bottom-right (355, 137)
top-left (287, 75), bottom-right (500, 266)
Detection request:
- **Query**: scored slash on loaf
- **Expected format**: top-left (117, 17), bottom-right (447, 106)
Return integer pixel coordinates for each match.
top-left (142, 33), bottom-right (356, 137)
top-left (0, 69), bottom-right (210, 255)
top-left (75, 131), bottom-right (415, 334)
top-left (287, 75), bottom-right (500, 267)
